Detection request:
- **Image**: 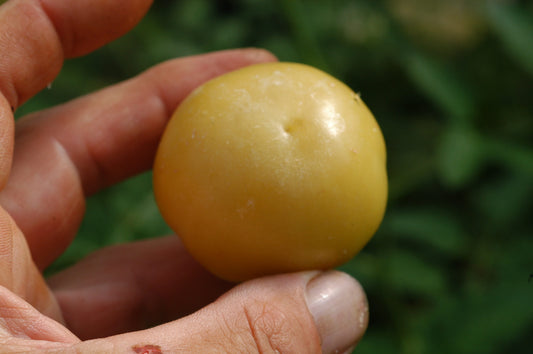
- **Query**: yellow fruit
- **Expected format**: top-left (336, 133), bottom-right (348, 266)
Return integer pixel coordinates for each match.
top-left (153, 62), bottom-right (387, 282)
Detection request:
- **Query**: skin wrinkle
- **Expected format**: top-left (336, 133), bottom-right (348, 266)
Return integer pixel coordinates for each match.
top-left (79, 123), bottom-right (110, 196)
top-left (4, 214), bottom-right (63, 323)
top-left (245, 301), bottom-right (301, 354)
top-left (0, 287), bottom-right (77, 349)
top-left (243, 305), bottom-right (264, 354)
top-left (218, 308), bottom-right (252, 352)
top-left (48, 137), bottom-right (85, 236)
top-left (38, 0), bottom-right (75, 57)
top-left (210, 283), bottom-right (319, 354)
top-left (78, 104), bottom-right (143, 194)
top-left (80, 88), bottom-right (163, 192)
top-left (0, 208), bottom-right (14, 292)
top-left (142, 74), bottom-right (174, 127)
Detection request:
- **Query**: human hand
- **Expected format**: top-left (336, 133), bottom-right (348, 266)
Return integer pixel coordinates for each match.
top-left (0, 0), bottom-right (369, 352)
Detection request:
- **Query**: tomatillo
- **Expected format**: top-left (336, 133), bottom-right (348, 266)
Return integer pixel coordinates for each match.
top-left (153, 62), bottom-right (387, 282)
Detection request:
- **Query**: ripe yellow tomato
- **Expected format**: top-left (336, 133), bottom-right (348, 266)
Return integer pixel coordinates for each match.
top-left (153, 62), bottom-right (387, 282)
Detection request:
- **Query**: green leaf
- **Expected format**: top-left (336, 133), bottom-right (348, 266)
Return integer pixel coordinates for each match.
top-left (173, 0), bottom-right (213, 32)
top-left (472, 172), bottom-right (533, 227)
top-left (356, 332), bottom-right (398, 354)
top-left (437, 125), bottom-right (484, 188)
top-left (211, 18), bottom-right (250, 50)
top-left (402, 51), bottom-right (476, 123)
top-left (384, 251), bottom-right (446, 298)
top-left (424, 283), bottom-right (533, 354)
top-left (481, 136), bottom-right (533, 177)
top-left (277, 0), bottom-right (330, 70)
top-left (384, 208), bottom-right (468, 256)
top-left (487, 1), bottom-right (533, 77)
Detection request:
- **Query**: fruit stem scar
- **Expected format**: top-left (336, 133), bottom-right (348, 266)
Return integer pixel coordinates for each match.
top-left (283, 117), bottom-right (304, 135)
top-left (132, 344), bottom-right (163, 354)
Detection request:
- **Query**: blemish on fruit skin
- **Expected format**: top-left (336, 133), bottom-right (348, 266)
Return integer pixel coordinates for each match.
top-left (132, 344), bottom-right (162, 354)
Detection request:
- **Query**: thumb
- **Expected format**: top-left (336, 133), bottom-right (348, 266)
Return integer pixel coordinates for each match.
top-left (76, 271), bottom-right (368, 353)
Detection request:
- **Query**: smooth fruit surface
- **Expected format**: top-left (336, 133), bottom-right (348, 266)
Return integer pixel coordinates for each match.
top-left (153, 62), bottom-right (387, 282)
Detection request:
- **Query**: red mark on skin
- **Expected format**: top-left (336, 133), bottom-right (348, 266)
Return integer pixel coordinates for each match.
top-left (132, 344), bottom-right (162, 354)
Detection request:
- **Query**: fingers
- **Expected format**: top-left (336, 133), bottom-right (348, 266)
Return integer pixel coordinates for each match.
top-left (0, 0), bottom-right (151, 188)
top-left (0, 206), bottom-right (63, 323)
top-left (15, 49), bottom-right (277, 196)
top-left (0, 285), bottom-right (78, 346)
top-left (48, 236), bottom-right (231, 340)
top-left (73, 271), bottom-right (368, 353)
top-left (0, 0), bottom-right (152, 108)
top-left (40, 0), bottom-right (152, 58)
top-left (0, 49), bottom-right (277, 269)
top-left (0, 0), bottom-right (152, 190)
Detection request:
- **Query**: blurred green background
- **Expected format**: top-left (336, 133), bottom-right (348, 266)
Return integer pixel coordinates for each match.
top-left (17, 0), bottom-right (533, 353)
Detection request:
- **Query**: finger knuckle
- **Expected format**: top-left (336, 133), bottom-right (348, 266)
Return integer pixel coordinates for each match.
top-left (241, 300), bottom-right (317, 354)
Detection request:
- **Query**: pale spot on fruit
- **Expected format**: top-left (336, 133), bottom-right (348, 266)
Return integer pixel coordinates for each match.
top-left (236, 198), bottom-right (256, 219)
top-left (321, 102), bottom-right (345, 137)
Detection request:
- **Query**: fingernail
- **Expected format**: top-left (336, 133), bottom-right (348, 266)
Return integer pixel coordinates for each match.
top-left (305, 271), bottom-right (368, 354)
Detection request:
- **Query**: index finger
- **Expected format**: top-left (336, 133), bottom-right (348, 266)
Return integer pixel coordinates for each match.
top-left (0, 0), bottom-right (152, 188)
top-left (0, 0), bottom-right (152, 109)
